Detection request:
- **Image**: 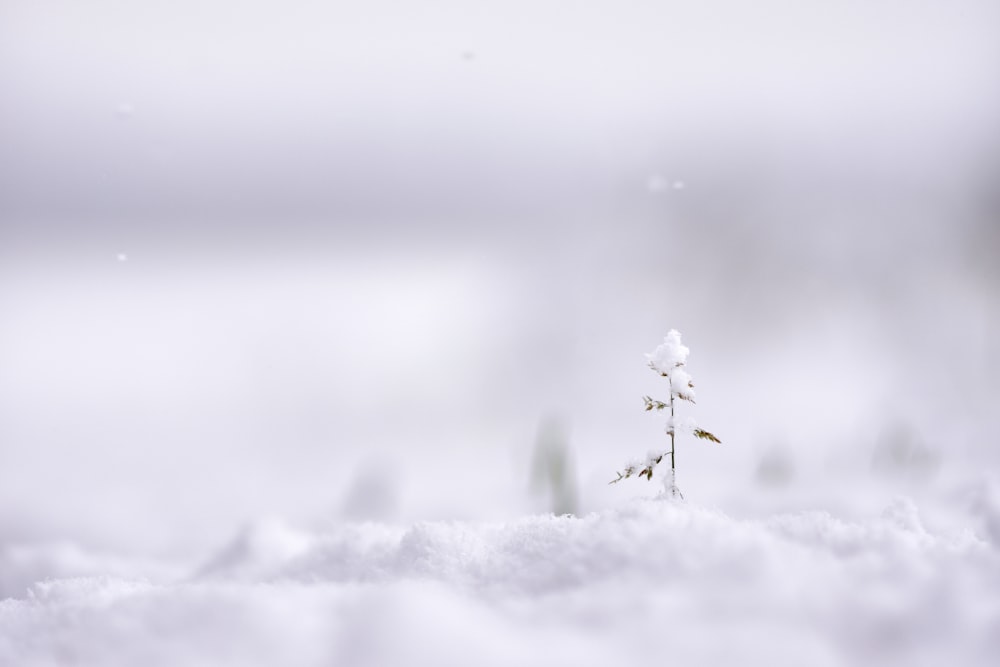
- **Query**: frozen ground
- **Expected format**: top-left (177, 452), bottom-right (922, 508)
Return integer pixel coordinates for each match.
top-left (3, 487), bottom-right (1000, 667)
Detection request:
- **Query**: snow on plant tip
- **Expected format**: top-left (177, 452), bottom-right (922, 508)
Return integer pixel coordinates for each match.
top-left (612, 330), bottom-right (721, 497)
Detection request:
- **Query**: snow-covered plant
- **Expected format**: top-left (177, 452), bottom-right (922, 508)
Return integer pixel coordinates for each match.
top-left (611, 330), bottom-right (721, 498)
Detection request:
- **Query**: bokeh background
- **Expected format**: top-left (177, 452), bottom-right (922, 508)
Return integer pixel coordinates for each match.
top-left (2, 0), bottom-right (999, 559)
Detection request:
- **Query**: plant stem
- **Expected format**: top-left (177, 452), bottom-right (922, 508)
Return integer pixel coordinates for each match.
top-left (670, 392), bottom-right (675, 472)
top-left (668, 392), bottom-right (683, 498)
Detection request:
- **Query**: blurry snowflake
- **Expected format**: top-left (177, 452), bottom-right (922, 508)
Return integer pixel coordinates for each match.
top-left (647, 175), bottom-right (685, 193)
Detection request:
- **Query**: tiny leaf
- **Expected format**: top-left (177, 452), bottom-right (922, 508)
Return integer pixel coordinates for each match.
top-left (693, 428), bottom-right (721, 443)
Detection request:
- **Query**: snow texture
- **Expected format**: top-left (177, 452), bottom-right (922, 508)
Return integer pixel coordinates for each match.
top-left (646, 329), bottom-right (690, 377)
top-left (3, 497), bottom-right (999, 667)
top-left (647, 330), bottom-right (696, 402)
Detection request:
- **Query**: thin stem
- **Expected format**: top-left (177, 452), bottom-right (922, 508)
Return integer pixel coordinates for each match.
top-left (669, 392), bottom-right (675, 471)
top-left (668, 390), bottom-right (682, 499)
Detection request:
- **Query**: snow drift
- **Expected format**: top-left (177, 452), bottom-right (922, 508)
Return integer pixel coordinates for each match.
top-left (2, 497), bottom-right (999, 667)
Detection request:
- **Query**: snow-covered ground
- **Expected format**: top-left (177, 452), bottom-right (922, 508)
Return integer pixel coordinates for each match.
top-left (3, 2), bottom-right (999, 665)
top-left (3, 489), bottom-right (1000, 667)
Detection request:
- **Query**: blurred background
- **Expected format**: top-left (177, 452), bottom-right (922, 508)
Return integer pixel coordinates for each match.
top-left (1, 0), bottom-right (998, 559)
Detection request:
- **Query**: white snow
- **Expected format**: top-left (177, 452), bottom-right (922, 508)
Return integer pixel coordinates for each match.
top-left (646, 176), bottom-right (685, 193)
top-left (670, 366), bottom-right (696, 401)
top-left (667, 414), bottom-right (700, 435)
top-left (645, 449), bottom-right (666, 466)
top-left (2, 496), bottom-right (998, 667)
top-left (646, 329), bottom-right (690, 377)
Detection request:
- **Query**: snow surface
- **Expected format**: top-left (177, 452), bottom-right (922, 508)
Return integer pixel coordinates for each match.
top-left (3, 496), bottom-right (999, 667)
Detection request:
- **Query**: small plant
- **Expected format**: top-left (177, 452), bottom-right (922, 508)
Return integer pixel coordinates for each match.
top-left (611, 330), bottom-right (721, 498)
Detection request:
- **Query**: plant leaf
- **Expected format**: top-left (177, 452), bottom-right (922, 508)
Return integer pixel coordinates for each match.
top-left (693, 428), bottom-right (721, 443)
